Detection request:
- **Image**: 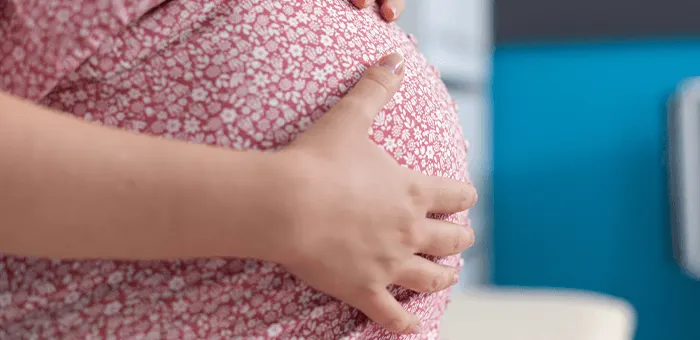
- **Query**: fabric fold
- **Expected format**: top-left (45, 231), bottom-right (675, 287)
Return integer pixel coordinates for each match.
top-left (0, 0), bottom-right (166, 101)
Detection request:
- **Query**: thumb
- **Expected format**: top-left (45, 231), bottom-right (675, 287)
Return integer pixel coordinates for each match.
top-left (323, 52), bottom-right (405, 131)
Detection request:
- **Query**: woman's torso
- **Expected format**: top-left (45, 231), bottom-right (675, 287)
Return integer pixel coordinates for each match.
top-left (0, 0), bottom-right (469, 339)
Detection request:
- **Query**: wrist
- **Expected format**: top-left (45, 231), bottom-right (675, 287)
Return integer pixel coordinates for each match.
top-left (177, 147), bottom-right (301, 261)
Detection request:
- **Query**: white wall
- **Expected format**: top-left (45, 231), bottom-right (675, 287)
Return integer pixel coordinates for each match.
top-left (398, 0), bottom-right (492, 286)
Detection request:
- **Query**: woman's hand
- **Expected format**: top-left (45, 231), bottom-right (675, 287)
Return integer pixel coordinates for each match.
top-left (350, 0), bottom-right (405, 22)
top-left (0, 50), bottom-right (473, 335)
top-left (262, 53), bottom-right (477, 334)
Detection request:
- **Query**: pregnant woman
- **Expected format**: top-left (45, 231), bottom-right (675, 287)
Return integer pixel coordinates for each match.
top-left (0, 0), bottom-right (475, 338)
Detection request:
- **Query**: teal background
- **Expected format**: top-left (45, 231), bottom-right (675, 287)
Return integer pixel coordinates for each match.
top-left (492, 40), bottom-right (700, 340)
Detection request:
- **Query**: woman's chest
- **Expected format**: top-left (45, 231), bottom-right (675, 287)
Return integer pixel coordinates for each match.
top-left (44, 0), bottom-right (468, 178)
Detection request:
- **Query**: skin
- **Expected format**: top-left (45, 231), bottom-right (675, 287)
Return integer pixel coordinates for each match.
top-left (1, 53), bottom-right (473, 340)
top-left (2, 0), bottom-right (465, 335)
top-left (279, 53), bottom-right (476, 334)
top-left (350, 0), bottom-right (405, 22)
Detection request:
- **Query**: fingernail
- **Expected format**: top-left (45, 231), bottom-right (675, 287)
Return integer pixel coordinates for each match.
top-left (376, 52), bottom-right (404, 74)
top-left (382, 5), bottom-right (398, 21)
top-left (354, 0), bottom-right (368, 7)
top-left (467, 228), bottom-right (476, 247)
top-left (452, 272), bottom-right (460, 285)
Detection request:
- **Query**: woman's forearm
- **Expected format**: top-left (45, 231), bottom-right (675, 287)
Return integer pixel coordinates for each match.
top-left (0, 92), bottom-right (277, 260)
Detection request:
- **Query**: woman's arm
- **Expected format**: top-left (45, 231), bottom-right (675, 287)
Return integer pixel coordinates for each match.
top-left (0, 92), bottom-right (279, 260)
top-left (0, 54), bottom-right (479, 333)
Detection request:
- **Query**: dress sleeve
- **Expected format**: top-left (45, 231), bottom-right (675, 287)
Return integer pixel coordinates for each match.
top-left (0, 0), bottom-right (164, 101)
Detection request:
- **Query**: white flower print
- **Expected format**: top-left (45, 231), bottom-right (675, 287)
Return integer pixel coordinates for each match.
top-left (192, 88), bottom-right (208, 101)
top-left (394, 91), bottom-right (404, 104)
top-left (267, 324), bottom-right (283, 337)
top-left (104, 301), bottom-right (123, 316)
top-left (426, 145), bottom-right (435, 159)
top-left (35, 282), bottom-right (56, 294)
top-left (311, 68), bottom-right (326, 82)
top-left (296, 12), bottom-right (310, 24)
top-left (252, 46), bottom-right (269, 60)
top-left (310, 306), bottom-right (324, 319)
top-left (108, 272), bottom-right (124, 285)
top-left (169, 277), bottom-right (186, 291)
top-left (383, 136), bottom-right (397, 151)
top-left (320, 35), bottom-right (333, 46)
top-left (76, 90), bottom-right (88, 101)
top-left (11, 46), bottom-right (25, 60)
top-left (254, 73), bottom-right (270, 87)
top-left (184, 118), bottom-right (201, 133)
top-left (289, 44), bottom-right (303, 57)
top-left (297, 116), bottom-right (313, 131)
top-left (1, 0), bottom-right (469, 339)
top-left (221, 108), bottom-right (238, 123)
top-left (166, 119), bottom-right (182, 133)
top-left (173, 300), bottom-right (189, 314)
top-left (128, 88), bottom-right (142, 99)
top-left (59, 92), bottom-right (75, 106)
top-left (0, 292), bottom-right (11, 308)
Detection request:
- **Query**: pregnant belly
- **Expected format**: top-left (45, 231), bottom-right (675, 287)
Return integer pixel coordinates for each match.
top-left (1, 1), bottom-right (469, 339)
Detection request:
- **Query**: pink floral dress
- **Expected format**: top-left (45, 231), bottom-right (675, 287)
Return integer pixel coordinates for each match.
top-left (0, 0), bottom-right (470, 338)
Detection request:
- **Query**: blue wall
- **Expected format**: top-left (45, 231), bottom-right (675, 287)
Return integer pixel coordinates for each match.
top-left (492, 40), bottom-right (700, 340)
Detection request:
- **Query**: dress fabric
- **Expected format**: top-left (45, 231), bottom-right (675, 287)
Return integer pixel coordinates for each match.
top-left (0, 0), bottom-right (470, 339)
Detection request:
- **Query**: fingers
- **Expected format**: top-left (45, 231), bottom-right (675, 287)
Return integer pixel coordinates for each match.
top-left (410, 174), bottom-right (478, 213)
top-left (393, 256), bottom-right (460, 293)
top-left (379, 0), bottom-right (405, 21)
top-left (350, 0), bottom-right (373, 8)
top-left (417, 219), bottom-right (475, 257)
top-left (323, 52), bottom-right (404, 130)
top-left (350, 0), bottom-right (404, 21)
top-left (351, 287), bottom-right (421, 334)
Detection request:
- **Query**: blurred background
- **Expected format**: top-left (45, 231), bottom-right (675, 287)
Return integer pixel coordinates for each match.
top-left (397, 1), bottom-right (700, 339)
